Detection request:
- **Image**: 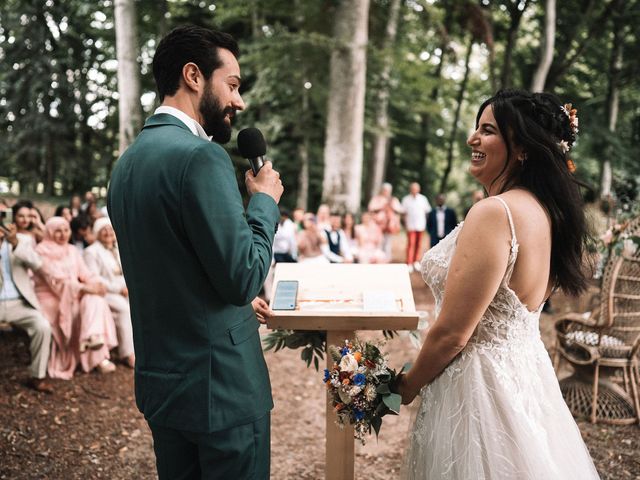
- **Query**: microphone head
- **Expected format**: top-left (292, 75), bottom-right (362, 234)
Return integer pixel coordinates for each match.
top-left (237, 128), bottom-right (267, 158)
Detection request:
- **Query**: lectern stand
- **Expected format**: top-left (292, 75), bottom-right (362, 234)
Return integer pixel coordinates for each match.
top-left (267, 263), bottom-right (419, 480)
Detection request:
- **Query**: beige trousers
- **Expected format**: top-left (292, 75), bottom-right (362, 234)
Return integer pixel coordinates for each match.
top-left (105, 293), bottom-right (134, 358)
top-left (1, 299), bottom-right (51, 378)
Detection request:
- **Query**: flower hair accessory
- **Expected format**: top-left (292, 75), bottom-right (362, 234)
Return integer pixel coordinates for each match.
top-left (559, 103), bottom-right (579, 172)
top-left (559, 103), bottom-right (579, 141)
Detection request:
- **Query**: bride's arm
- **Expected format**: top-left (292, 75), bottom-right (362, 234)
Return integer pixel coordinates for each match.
top-left (398, 199), bottom-right (512, 404)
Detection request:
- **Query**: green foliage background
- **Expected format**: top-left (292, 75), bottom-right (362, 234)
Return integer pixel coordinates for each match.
top-left (1, 0), bottom-right (638, 211)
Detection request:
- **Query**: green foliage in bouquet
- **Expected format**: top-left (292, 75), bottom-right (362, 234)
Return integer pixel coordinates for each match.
top-left (263, 329), bottom-right (403, 371)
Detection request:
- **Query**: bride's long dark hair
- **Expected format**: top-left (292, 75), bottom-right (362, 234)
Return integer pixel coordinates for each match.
top-left (476, 89), bottom-right (590, 296)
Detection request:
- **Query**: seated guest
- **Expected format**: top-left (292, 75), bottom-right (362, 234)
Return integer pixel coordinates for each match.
top-left (355, 212), bottom-right (388, 264)
top-left (297, 213), bottom-right (330, 264)
top-left (316, 204), bottom-right (331, 231)
top-left (342, 212), bottom-right (359, 262)
top-left (292, 207), bottom-right (305, 231)
top-left (83, 218), bottom-right (135, 368)
top-left (272, 209), bottom-right (298, 263)
top-left (34, 217), bottom-right (118, 379)
top-left (69, 195), bottom-right (82, 218)
top-left (84, 200), bottom-right (104, 224)
top-left (54, 205), bottom-right (73, 224)
top-left (0, 222), bottom-right (53, 393)
top-left (70, 214), bottom-right (94, 250)
top-left (323, 213), bottom-right (354, 263)
top-left (13, 200), bottom-right (45, 244)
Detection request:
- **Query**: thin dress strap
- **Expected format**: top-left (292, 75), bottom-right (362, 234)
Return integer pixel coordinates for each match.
top-left (490, 196), bottom-right (518, 254)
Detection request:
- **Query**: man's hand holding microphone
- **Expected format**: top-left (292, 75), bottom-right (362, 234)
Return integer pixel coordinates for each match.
top-left (238, 127), bottom-right (283, 204)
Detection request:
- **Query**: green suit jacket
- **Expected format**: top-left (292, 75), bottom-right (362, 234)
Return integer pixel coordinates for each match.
top-left (107, 114), bottom-right (279, 433)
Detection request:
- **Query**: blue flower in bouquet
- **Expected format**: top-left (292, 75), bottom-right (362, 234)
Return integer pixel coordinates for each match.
top-left (324, 369), bottom-right (331, 382)
top-left (353, 373), bottom-right (366, 386)
top-left (354, 409), bottom-right (365, 421)
top-left (340, 346), bottom-right (350, 357)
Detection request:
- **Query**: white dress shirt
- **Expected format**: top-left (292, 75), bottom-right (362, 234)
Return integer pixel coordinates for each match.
top-left (402, 194), bottom-right (432, 232)
top-left (155, 106), bottom-right (211, 141)
top-left (0, 240), bottom-right (21, 301)
top-left (436, 207), bottom-right (446, 238)
top-left (273, 218), bottom-right (298, 259)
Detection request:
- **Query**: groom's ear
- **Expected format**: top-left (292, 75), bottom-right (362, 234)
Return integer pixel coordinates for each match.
top-left (181, 62), bottom-right (204, 94)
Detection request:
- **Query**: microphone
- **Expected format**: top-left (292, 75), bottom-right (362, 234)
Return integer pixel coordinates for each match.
top-left (237, 128), bottom-right (267, 176)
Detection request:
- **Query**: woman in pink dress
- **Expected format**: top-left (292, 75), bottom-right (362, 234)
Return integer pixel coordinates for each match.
top-left (355, 212), bottom-right (389, 264)
top-left (34, 217), bottom-right (118, 379)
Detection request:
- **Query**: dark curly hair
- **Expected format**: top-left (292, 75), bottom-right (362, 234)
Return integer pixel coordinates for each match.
top-left (152, 25), bottom-right (239, 102)
top-left (476, 89), bottom-right (589, 296)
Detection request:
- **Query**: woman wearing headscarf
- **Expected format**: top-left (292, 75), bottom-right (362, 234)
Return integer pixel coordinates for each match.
top-left (34, 217), bottom-right (118, 378)
top-left (83, 217), bottom-right (135, 368)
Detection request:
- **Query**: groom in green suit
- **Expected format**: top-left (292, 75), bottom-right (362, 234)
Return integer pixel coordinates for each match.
top-left (107, 25), bottom-right (283, 479)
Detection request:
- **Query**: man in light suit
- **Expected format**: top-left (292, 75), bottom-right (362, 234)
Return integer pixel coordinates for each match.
top-left (0, 223), bottom-right (52, 393)
top-left (108, 26), bottom-right (282, 479)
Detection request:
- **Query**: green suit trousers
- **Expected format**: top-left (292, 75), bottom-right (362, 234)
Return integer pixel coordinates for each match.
top-left (149, 413), bottom-right (270, 480)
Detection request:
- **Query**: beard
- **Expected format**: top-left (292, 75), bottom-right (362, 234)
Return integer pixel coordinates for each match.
top-left (199, 86), bottom-right (235, 144)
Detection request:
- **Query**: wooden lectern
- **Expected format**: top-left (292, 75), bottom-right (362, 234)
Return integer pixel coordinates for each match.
top-left (267, 263), bottom-right (419, 480)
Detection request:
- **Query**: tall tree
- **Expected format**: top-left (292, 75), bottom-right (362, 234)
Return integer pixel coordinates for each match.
top-left (440, 37), bottom-right (473, 193)
top-left (439, 3), bottom-right (490, 193)
top-left (321, 0), bottom-right (370, 212)
top-left (367, 0), bottom-right (402, 200)
top-left (114, 0), bottom-right (142, 155)
top-left (544, 0), bottom-right (614, 90)
top-left (296, 84), bottom-right (311, 210)
top-left (601, 0), bottom-right (625, 197)
top-left (418, 0), bottom-right (453, 188)
top-left (530, 0), bottom-right (556, 91)
top-left (499, 0), bottom-right (529, 89)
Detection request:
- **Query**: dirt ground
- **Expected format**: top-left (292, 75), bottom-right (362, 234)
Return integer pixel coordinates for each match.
top-left (1, 235), bottom-right (639, 479)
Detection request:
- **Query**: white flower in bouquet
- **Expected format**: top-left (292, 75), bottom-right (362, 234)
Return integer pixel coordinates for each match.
top-left (364, 384), bottom-right (377, 402)
top-left (338, 387), bottom-right (353, 405)
top-left (623, 238), bottom-right (638, 256)
top-left (339, 354), bottom-right (359, 372)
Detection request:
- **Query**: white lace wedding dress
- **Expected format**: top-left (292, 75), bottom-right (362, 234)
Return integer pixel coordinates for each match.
top-left (404, 197), bottom-right (600, 479)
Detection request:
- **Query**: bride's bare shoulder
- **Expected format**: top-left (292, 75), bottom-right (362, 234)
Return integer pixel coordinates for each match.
top-left (496, 189), bottom-right (547, 220)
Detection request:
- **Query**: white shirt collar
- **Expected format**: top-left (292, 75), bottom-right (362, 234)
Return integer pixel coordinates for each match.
top-left (154, 106), bottom-right (211, 141)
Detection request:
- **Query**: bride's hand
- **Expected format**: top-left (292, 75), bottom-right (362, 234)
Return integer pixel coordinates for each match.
top-left (396, 373), bottom-right (420, 405)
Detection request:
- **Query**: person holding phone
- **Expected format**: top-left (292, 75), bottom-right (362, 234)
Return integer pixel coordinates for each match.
top-left (0, 219), bottom-right (53, 393)
top-left (12, 200), bottom-right (45, 244)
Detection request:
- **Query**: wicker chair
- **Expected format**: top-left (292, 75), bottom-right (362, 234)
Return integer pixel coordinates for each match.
top-left (554, 217), bottom-right (640, 425)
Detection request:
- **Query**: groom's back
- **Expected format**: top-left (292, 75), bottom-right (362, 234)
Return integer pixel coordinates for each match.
top-left (108, 115), bottom-right (274, 433)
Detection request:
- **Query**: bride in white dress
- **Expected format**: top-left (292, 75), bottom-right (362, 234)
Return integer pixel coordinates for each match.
top-left (397, 90), bottom-right (600, 479)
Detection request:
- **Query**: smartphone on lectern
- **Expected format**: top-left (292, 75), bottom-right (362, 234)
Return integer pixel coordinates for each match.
top-left (272, 280), bottom-right (298, 310)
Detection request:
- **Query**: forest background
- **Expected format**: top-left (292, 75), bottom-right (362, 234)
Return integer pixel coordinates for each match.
top-left (1, 0), bottom-right (639, 215)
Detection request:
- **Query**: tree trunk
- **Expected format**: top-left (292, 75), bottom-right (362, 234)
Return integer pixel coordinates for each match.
top-left (500, 1), bottom-right (528, 89)
top-left (440, 37), bottom-right (473, 194)
top-left (600, 3), bottom-right (624, 198)
top-left (45, 133), bottom-right (55, 196)
top-left (297, 86), bottom-right (310, 210)
top-left (544, 0), bottom-right (613, 90)
top-left (530, 0), bottom-right (555, 92)
top-left (419, 1), bottom-right (452, 188)
top-left (114, 0), bottom-right (142, 155)
top-left (321, 0), bottom-right (370, 213)
top-left (367, 0), bottom-right (401, 201)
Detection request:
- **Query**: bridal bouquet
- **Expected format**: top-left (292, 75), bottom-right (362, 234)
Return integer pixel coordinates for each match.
top-left (323, 338), bottom-right (404, 445)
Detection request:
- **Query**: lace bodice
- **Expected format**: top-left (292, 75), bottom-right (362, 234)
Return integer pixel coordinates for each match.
top-left (420, 197), bottom-right (544, 362)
